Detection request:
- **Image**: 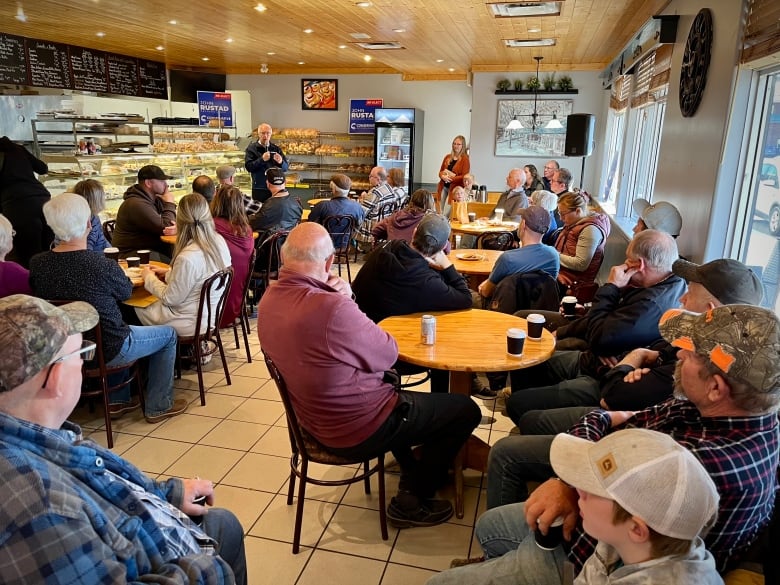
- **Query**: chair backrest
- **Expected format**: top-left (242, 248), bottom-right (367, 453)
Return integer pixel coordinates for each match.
top-left (377, 200), bottom-right (397, 221)
top-left (489, 270), bottom-right (561, 314)
top-left (263, 351), bottom-right (304, 454)
top-left (193, 267), bottom-right (234, 341)
top-left (477, 231), bottom-right (515, 250)
top-left (240, 247), bottom-right (257, 311)
top-left (322, 215), bottom-right (357, 252)
top-left (103, 220), bottom-right (116, 244)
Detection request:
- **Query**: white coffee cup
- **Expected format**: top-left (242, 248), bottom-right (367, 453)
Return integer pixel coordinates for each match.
top-left (494, 208), bottom-right (505, 223)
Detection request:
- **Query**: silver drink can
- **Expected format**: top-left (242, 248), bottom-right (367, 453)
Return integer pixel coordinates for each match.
top-left (421, 314), bottom-right (436, 345)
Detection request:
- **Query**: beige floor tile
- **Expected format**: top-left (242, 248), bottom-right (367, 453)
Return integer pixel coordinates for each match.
top-left (294, 463), bottom-right (355, 503)
top-left (186, 393), bottom-right (247, 419)
top-left (148, 413), bottom-right (221, 443)
top-left (381, 563), bottom-right (437, 585)
top-left (297, 549), bottom-right (386, 585)
top-left (70, 404), bottom-right (113, 430)
top-left (201, 419), bottom-right (271, 451)
top-left (439, 485), bottom-right (484, 528)
top-left (85, 429), bottom-right (144, 455)
top-left (250, 425), bottom-right (292, 456)
top-left (163, 444), bottom-right (245, 482)
top-left (210, 484), bottom-right (274, 532)
top-left (227, 397), bottom-right (285, 425)
top-left (121, 437), bottom-right (193, 475)
top-left (102, 409), bottom-right (155, 436)
top-left (317, 503), bottom-right (396, 560)
top-left (174, 369), bottom-right (229, 389)
top-left (244, 536), bottom-right (311, 585)
top-left (390, 522), bottom-right (474, 572)
top-left (232, 359), bottom-right (270, 379)
top-left (251, 378), bottom-right (282, 401)
top-left (342, 469), bottom-right (400, 510)
top-left (221, 452), bottom-right (290, 492)
top-left (249, 493), bottom-right (337, 548)
top-left (208, 374), bottom-right (265, 398)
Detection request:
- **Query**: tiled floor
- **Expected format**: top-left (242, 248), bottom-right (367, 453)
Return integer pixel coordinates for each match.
top-left (71, 308), bottom-right (516, 585)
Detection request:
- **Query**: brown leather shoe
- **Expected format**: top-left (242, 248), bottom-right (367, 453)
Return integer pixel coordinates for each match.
top-left (108, 397), bottom-right (141, 420)
top-left (145, 398), bottom-right (188, 424)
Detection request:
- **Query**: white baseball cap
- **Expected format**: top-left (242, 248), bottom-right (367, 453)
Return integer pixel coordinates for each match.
top-left (632, 198), bottom-right (683, 237)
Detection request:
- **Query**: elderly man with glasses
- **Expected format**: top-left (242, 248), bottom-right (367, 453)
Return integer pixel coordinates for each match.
top-left (541, 160), bottom-right (559, 191)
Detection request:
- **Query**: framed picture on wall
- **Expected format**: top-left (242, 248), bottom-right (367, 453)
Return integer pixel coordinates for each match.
top-left (301, 79), bottom-right (338, 110)
top-left (495, 99), bottom-right (572, 157)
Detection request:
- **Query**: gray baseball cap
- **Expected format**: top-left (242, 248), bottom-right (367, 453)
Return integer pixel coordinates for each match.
top-left (413, 213), bottom-right (451, 253)
top-left (633, 198), bottom-right (682, 237)
top-left (673, 258), bottom-right (763, 305)
top-left (0, 295), bottom-right (98, 393)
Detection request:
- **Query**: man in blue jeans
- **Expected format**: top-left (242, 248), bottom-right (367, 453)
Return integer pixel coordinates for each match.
top-left (29, 192), bottom-right (186, 423)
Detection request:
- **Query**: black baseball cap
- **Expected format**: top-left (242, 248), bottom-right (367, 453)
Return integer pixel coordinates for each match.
top-left (266, 168), bottom-right (286, 186)
top-left (138, 165), bottom-right (173, 181)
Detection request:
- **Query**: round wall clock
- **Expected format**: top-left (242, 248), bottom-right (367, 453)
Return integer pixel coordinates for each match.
top-left (679, 8), bottom-right (713, 117)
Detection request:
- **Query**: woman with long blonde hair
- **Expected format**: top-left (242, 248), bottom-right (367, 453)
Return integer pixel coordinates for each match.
top-left (136, 193), bottom-right (232, 336)
top-left (436, 135), bottom-right (470, 214)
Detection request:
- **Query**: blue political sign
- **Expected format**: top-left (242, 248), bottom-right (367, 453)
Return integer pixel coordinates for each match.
top-left (197, 91), bottom-right (233, 127)
top-left (349, 98), bottom-right (383, 134)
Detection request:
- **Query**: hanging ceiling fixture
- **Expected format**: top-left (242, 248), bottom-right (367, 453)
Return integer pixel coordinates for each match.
top-left (529, 55), bottom-right (544, 132)
top-left (506, 56), bottom-right (564, 133)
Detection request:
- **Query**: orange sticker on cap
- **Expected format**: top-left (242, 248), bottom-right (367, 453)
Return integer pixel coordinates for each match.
top-left (710, 344), bottom-right (735, 373)
top-left (597, 453), bottom-right (617, 478)
top-left (671, 336), bottom-right (696, 351)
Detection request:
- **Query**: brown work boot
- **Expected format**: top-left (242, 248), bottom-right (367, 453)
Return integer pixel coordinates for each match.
top-left (145, 398), bottom-right (188, 424)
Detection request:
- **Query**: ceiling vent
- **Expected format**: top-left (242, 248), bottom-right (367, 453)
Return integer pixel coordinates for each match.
top-left (355, 42), bottom-right (405, 50)
top-left (504, 38), bottom-right (556, 47)
top-left (489, 2), bottom-right (562, 18)
top-left (349, 32), bottom-right (371, 39)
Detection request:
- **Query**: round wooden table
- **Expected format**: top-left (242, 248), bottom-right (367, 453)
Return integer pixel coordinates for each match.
top-left (307, 197), bottom-right (329, 207)
top-left (378, 309), bottom-right (555, 517)
top-left (448, 249), bottom-right (503, 288)
top-left (121, 261), bottom-right (170, 308)
top-left (449, 220), bottom-right (519, 236)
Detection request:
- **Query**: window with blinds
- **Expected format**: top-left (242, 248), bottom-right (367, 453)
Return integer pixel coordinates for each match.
top-left (742, 0), bottom-right (780, 64)
top-left (631, 52), bottom-right (657, 108)
top-left (610, 75), bottom-right (632, 112)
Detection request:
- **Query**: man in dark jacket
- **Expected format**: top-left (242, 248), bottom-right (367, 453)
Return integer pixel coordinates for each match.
top-left (112, 165), bottom-right (176, 260)
top-left (244, 123), bottom-right (289, 204)
top-left (353, 213), bottom-right (472, 392)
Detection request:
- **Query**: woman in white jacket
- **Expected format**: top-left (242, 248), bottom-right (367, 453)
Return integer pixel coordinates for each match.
top-left (136, 193), bottom-right (231, 336)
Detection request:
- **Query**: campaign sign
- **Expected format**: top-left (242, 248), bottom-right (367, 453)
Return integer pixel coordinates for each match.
top-left (197, 91), bottom-right (233, 127)
top-left (349, 98), bottom-right (383, 134)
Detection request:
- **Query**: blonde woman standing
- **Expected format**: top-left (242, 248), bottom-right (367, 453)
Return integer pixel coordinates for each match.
top-left (137, 193), bottom-right (231, 336)
top-left (436, 135), bottom-right (470, 214)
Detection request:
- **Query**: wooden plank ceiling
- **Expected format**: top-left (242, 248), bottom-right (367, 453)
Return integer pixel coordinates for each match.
top-left (1, 0), bottom-right (671, 79)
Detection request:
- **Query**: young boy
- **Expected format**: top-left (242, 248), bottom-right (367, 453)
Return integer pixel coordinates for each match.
top-left (550, 428), bottom-right (723, 584)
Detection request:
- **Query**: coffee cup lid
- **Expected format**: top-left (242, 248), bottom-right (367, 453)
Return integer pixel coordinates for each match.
top-left (104, 247), bottom-right (119, 252)
top-left (527, 313), bottom-right (546, 322)
top-left (507, 328), bottom-right (526, 337)
top-left (562, 296), bottom-right (577, 303)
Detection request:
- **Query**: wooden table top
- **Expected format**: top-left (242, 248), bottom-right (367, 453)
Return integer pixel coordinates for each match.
top-left (379, 309), bottom-right (555, 373)
top-left (118, 259), bottom-right (168, 287)
top-left (450, 221), bottom-right (519, 236)
top-left (447, 249), bottom-right (503, 276)
top-left (307, 198), bottom-right (329, 207)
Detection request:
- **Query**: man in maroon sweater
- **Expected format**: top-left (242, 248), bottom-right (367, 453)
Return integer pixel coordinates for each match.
top-left (258, 222), bottom-right (481, 528)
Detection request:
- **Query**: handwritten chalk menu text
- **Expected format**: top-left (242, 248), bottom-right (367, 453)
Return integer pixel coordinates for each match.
top-left (138, 60), bottom-right (167, 99)
top-left (0, 32), bottom-right (167, 99)
top-left (69, 47), bottom-right (108, 92)
top-left (0, 33), bottom-right (27, 85)
top-left (107, 53), bottom-right (139, 96)
top-left (27, 39), bottom-right (72, 88)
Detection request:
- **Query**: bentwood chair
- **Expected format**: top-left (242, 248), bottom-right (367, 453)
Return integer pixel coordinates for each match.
top-left (476, 231), bottom-right (515, 251)
top-left (323, 215), bottom-right (358, 283)
top-left (175, 268), bottom-right (234, 405)
top-left (250, 230), bottom-right (289, 305)
top-left (263, 351), bottom-right (388, 554)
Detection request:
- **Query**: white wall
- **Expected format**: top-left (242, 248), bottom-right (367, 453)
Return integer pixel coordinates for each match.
top-left (469, 71), bottom-right (608, 191)
top-left (653, 0), bottom-right (745, 262)
top-left (226, 74), bottom-right (472, 184)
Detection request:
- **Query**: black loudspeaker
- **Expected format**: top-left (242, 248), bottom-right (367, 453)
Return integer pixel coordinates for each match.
top-left (565, 114), bottom-right (595, 157)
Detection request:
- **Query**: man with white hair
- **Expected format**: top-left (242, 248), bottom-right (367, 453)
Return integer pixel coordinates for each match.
top-left (541, 160), bottom-right (560, 191)
top-left (491, 168), bottom-right (528, 222)
top-left (244, 122), bottom-right (289, 204)
top-left (309, 173), bottom-right (365, 248)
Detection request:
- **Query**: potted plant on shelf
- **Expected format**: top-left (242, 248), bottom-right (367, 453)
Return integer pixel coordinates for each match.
top-left (543, 73), bottom-right (556, 91)
top-left (514, 79), bottom-right (523, 91)
top-left (526, 76), bottom-right (541, 91)
top-left (497, 79), bottom-right (511, 92)
top-left (557, 75), bottom-right (574, 91)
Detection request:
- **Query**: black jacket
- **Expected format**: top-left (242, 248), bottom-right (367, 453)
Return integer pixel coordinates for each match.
top-left (599, 340), bottom-right (678, 410)
top-left (353, 240), bottom-right (472, 323)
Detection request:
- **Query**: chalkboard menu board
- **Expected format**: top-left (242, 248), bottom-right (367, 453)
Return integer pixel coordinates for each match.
top-left (0, 33), bottom-right (27, 85)
top-left (27, 39), bottom-right (71, 89)
top-left (0, 32), bottom-right (168, 99)
top-left (69, 47), bottom-right (108, 92)
top-left (138, 60), bottom-right (167, 99)
top-left (107, 53), bottom-right (139, 97)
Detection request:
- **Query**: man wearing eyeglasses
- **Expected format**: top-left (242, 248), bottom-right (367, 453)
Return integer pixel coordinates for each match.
top-left (0, 295), bottom-right (246, 584)
top-left (541, 160), bottom-right (559, 191)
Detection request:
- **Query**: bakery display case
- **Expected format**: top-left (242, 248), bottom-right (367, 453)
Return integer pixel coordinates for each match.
top-left (274, 129), bottom-right (374, 196)
top-left (31, 117), bottom-right (153, 157)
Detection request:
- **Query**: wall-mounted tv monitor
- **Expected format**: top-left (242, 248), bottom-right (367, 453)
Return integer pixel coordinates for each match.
top-left (169, 69), bottom-right (226, 103)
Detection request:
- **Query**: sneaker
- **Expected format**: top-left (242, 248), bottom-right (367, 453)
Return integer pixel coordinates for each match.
top-left (450, 556), bottom-right (485, 569)
top-left (108, 397), bottom-right (141, 420)
top-left (387, 496), bottom-right (453, 528)
top-left (199, 340), bottom-right (214, 365)
top-left (145, 398), bottom-right (189, 424)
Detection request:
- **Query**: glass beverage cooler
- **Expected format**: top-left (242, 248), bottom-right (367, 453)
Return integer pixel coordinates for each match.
top-left (373, 108), bottom-right (425, 196)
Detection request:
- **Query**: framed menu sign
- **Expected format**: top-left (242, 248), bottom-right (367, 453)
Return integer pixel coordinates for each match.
top-left (26, 38), bottom-right (71, 89)
top-left (0, 33), bottom-right (27, 85)
top-left (138, 59), bottom-right (167, 99)
top-left (69, 47), bottom-right (108, 92)
top-left (107, 53), bottom-right (139, 97)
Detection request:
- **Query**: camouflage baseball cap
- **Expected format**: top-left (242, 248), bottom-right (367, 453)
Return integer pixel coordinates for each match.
top-left (659, 305), bottom-right (780, 394)
top-left (0, 295), bottom-right (99, 393)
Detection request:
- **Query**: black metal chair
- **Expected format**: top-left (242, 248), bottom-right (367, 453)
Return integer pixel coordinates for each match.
top-left (250, 230), bottom-right (289, 305)
top-left (225, 248), bottom-right (256, 364)
top-left (102, 220), bottom-right (116, 244)
top-left (263, 351), bottom-right (388, 554)
top-left (323, 215), bottom-right (358, 283)
top-left (175, 268), bottom-right (234, 405)
top-left (476, 231), bottom-right (515, 251)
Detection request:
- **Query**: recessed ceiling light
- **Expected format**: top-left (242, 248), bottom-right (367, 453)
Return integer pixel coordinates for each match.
top-left (338, 45), bottom-right (347, 49)
top-left (363, 55), bottom-right (372, 62)
top-left (168, 19), bottom-right (177, 25)
top-left (393, 28), bottom-right (406, 33)
top-left (267, 51), bottom-right (276, 55)
top-left (226, 38), bottom-right (233, 43)
top-left (504, 38), bottom-right (556, 47)
top-left (202, 57), bottom-right (210, 61)
top-left (436, 59), bottom-right (444, 63)
top-left (448, 67), bottom-right (455, 72)
top-left (254, 3), bottom-right (267, 12)
top-left (356, 1), bottom-right (371, 6)
top-left (303, 28), bottom-right (313, 34)
top-left (155, 45), bottom-right (165, 51)
top-left (528, 28), bottom-right (541, 33)
top-left (298, 61), bottom-right (305, 65)
top-left (96, 32), bottom-right (105, 37)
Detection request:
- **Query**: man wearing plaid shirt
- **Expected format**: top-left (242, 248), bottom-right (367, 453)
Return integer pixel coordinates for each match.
top-left (355, 166), bottom-right (398, 251)
top-left (429, 305), bottom-right (780, 585)
top-left (0, 295), bottom-right (246, 584)
top-left (216, 165), bottom-right (261, 215)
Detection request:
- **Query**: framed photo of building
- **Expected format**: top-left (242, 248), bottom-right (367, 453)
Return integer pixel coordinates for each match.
top-left (495, 99), bottom-right (572, 157)
top-left (302, 79), bottom-right (338, 110)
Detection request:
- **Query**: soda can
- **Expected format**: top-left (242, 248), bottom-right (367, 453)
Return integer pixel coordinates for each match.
top-left (421, 314), bottom-right (436, 345)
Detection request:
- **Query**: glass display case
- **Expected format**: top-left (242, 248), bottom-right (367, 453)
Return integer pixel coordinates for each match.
top-left (31, 118), bottom-right (153, 157)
